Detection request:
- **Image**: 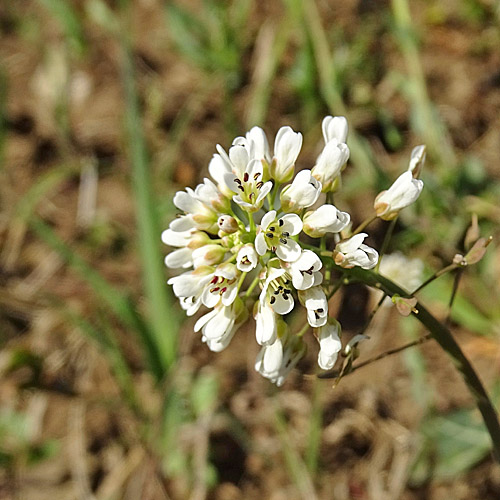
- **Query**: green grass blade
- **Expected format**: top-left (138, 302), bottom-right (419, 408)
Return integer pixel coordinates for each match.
top-left (54, 299), bottom-right (141, 413)
top-left (37, 0), bottom-right (86, 55)
top-left (30, 217), bottom-right (165, 380)
top-left (120, 37), bottom-right (179, 374)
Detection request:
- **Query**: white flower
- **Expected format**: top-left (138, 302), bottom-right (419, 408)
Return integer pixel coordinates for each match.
top-left (315, 320), bottom-right (342, 370)
top-left (379, 252), bottom-right (424, 292)
top-left (259, 267), bottom-right (294, 315)
top-left (311, 141), bottom-right (350, 193)
top-left (374, 171), bottom-right (424, 221)
top-left (236, 244), bottom-right (259, 272)
top-left (255, 300), bottom-right (277, 345)
top-left (173, 187), bottom-right (219, 233)
top-left (298, 286), bottom-right (328, 327)
top-left (280, 169), bottom-right (322, 213)
top-left (270, 126), bottom-right (303, 183)
top-left (255, 331), bottom-right (306, 386)
top-left (168, 266), bottom-right (214, 300)
top-left (224, 153), bottom-right (273, 212)
top-left (194, 178), bottom-right (230, 214)
top-left (408, 145), bottom-right (426, 178)
top-left (195, 299), bottom-right (247, 352)
top-left (191, 244), bottom-right (226, 268)
top-left (208, 153), bottom-right (234, 198)
top-left (334, 233), bottom-right (378, 269)
top-left (303, 204), bottom-right (350, 238)
top-left (201, 263), bottom-right (240, 308)
top-left (285, 250), bottom-right (323, 290)
top-left (217, 215), bottom-right (239, 235)
top-left (322, 115), bottom-right (348, 144)
top-left (255, 210), bottom-right (303, 262)
top-left (232, 126), bottom-right (271, 166)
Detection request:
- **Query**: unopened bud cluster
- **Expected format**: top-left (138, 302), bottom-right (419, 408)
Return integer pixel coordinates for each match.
top-left (163, 116), bottom-right (425, 385)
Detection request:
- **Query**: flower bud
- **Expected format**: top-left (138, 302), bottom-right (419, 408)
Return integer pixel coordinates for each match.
top-left (334, 233), bottom-right (378, 269)
top-left (270, 126), bottom-right (303, 183)
top-left (311, 141), bottom-right (350, 193)
top-left (315, 319), bottom-right (342, 370)
top-left (322, 115), bottom-right (348, 144)
top-left (192, 244), bottom-right (226, 268)
top-left (303, 205), bottom-right (350, 238)
top-left (374, 171), bottom-right (423, 221)
top-left (217, 215), bottom-right (239, 235)
top-left (280, 170), bottom-right (321, 213)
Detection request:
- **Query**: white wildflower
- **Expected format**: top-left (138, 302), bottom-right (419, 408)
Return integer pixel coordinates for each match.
top-left (280, 169), bottom-right (322, 213)
top-left (334, 233), bottom-right (378, 269)
top-left (303, 204), bottom-right (350, 238)
top-left (255, 210), bottom-right (303, 262)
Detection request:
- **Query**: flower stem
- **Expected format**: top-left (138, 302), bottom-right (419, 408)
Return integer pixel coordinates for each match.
top-left (248, 214), bottom-right (256, 233)
top-left (340, 265), bottom-right (500, 462)
top-left (374, 217), bottom-right (398, 272)
top-left (319, 333), bottom-right (432, 379)
top-left (352, 215), bottom-right (377, 236)
top-left (244, 274), bottom-right (261, 298)
top-left (412, 263), bottom-right (457, 294)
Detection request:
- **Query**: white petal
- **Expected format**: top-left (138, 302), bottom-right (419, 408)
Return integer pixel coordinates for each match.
top-left (260, 210), bottom-right (277, 230)
top-left (164, 247), bottom-right (193, 268)
top-left (276, 239), bottom-right (301, 262)
top-left (322, 115), bottom-right (348, 144)
top-left (255, 233), bottom-right (267, 256)
top-left (280, 213), bottom-right (303, 235)
top-left (256, 303), bottom-right (277, 345)
top-left (169, 215), bottom-right (196, 232)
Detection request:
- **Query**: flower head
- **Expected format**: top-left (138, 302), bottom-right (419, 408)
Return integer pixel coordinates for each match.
top-left (163, 117), bottom-right (425, 386)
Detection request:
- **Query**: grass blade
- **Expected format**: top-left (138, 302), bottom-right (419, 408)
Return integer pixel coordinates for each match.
top-left (120, 36), bottom-right (179, 374)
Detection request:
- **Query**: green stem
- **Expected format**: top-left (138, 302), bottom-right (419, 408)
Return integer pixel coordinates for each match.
top-left (412, 263), bottom-right (457, 294)
top-left (352, 215), bottom-right (378, 236)
top-left (342, 265), bottom-right (500, 462)
top-left (244, 274), bottom-right (261, 298)
top-left (375, 217), bottom-right (398, 272)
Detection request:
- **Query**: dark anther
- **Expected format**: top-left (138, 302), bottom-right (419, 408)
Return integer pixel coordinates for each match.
top-left (273, 290), bottom-right (279, 295)
top-left (270, 296), bottom-right (276, 305)
top-left (317, 308), bottom-right (324, 313)
top-left (243, 172), bottom-right (249, 182)
top-left (235, 178), bottom-right (242, 185)
top-left (256, 181), bottom-right (264, 189)
top-left (210, 287), bottom-right (220, 293)
top-left (280, 238), bottom-right (287, 244)
top-left (266, 232), bottom-right (274, 238)
top-left (254, 172), bottom-right (261, 180)
top-left (279, 219), bottom-right (284, 227)
top-left (315, 311), bottom-right (320, 319)
top-left (282, 231), bottom-right (289, 237)
top-left (237, 185), bottom-right (245, 192)
top-left (220, 287), bottom-right (227, 294)
top-left (269, 226), bottom-right (275, 231)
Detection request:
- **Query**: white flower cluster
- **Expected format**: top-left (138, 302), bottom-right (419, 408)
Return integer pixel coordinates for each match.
top-left (163, 116), bottom-right (425, 386)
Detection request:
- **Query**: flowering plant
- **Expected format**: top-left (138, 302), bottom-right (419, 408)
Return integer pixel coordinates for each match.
top-left (162, 116), bottom-right (427, 386)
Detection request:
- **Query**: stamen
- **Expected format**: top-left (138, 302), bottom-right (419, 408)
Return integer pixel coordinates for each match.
top-left (237, 185), bottom-right (245, 192)
top-left (266, 232), bottom-right (274, 238)
top-left (317, 308), bottom-right (324, 313)
top-left (270, 296), bottom-right (276, 305)
top-left (220, 287), bottom-right (227, 294)
top-left (282, 231), bottom-right (289, 237)
top-left (279, 219), bottom-right (284, 227)
top-left (243, 172), bottom-right (249, 182)
top-left (210, 287), bottom-right (220, 293)
top-left (253, 172), bottom-right (261, 180)
top-left (235, 178), bottom-right (242, 185)
top-left (256, 181), bottom-right (264, 189)
top-left (269, 226), bottom-right (275, 231)
top-left (280, 238), bottom-right (287, 244)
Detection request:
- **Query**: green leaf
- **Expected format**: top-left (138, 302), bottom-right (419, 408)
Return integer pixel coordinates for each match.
top-left (411, 408), bottom-right (492, 484)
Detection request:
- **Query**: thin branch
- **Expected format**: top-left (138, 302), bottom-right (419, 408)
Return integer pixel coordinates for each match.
top-left (319, 333), bottom-right (431, 379)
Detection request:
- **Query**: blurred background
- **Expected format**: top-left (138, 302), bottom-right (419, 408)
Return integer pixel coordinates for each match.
top-left (1, 0), bottom-right (500, 499)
